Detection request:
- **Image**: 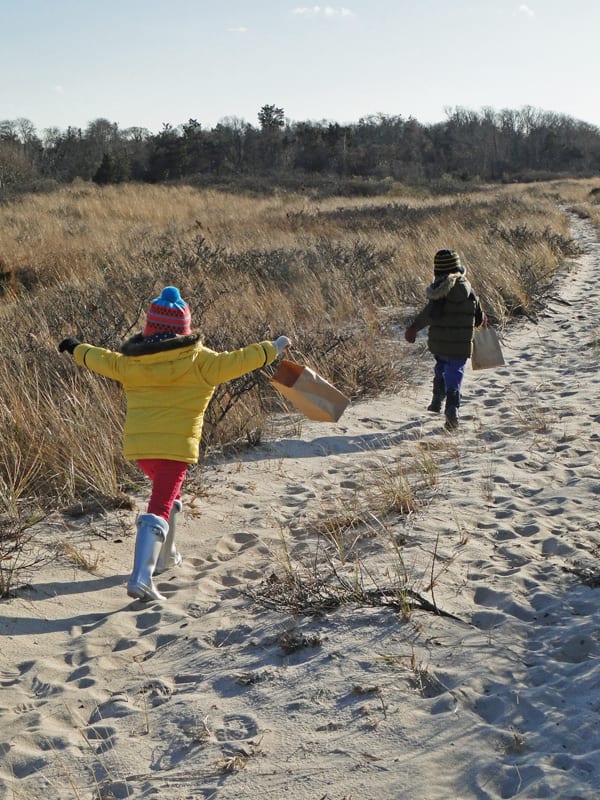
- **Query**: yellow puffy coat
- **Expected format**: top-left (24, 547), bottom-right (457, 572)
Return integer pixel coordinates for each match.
top-left (74, 334), bottom-right (277, 463)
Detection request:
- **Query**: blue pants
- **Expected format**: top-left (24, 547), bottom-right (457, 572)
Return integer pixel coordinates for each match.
top-left (433, 355), bottom-right (467, 394)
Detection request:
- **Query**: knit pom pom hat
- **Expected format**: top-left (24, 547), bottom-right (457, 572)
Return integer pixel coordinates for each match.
top-left (143, 286), bottom-right (192, 337)
top-left (433, 249), bottom-right (465, 275)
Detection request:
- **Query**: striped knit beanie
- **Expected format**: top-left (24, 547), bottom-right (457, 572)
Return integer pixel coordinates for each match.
top-left (143, 286), bottom-right (191, 337)
top-left (433, 249), bottom-right (464, 275)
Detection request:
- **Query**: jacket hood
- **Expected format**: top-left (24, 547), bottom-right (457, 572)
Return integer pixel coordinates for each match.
top-left (119, 332), bottom-right (201, 357)
top-left (426, 271), bottom-right (469, 300)
top-left (117, 333), bottom-right (203, 386)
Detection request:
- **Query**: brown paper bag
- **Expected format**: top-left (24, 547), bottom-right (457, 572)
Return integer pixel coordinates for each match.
top-left (472, 326), bottom-right (505, 371)
top-left (270, 360), bottom-right (350, 422)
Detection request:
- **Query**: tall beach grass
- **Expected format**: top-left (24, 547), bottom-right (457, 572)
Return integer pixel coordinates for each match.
top-left (0, 177), bottom-right (598, 517)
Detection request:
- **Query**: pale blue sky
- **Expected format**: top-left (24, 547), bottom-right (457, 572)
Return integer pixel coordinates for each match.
top-left (2, 0), bottom-right (599, 134)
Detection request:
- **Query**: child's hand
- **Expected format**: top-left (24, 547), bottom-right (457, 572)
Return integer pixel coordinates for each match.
top-left (404, 326), bottom-right (417, 343)
top-left (58, 336), bottom-right (81, 355)
top-left (273, 336), bottom-right (292, 356)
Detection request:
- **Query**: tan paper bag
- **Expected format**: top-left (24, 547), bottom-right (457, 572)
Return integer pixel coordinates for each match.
top-left (270, 360), bottom-right (350, 422)
top-left (472, 326), bottom-right (505, 371)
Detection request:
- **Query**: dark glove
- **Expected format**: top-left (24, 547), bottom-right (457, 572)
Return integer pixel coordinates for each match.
top-left (404, 325), bottom-right (418, 344)
top-left (58, 336), bottom-right (81, 355)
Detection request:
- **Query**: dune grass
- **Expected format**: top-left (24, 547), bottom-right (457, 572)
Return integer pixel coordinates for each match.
top-left (0, 177), bottom-right (597, 523)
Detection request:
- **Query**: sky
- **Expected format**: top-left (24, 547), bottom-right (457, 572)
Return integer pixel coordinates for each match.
top-left (2, 0), bottom-right (599, 136)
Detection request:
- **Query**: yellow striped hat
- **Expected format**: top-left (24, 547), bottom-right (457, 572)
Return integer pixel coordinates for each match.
top-left (434, 249), bottom-right (463, 274)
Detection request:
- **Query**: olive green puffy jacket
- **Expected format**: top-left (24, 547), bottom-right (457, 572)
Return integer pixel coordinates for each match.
top-left (74, 334), bottom-right (277, 463)
top-left (411, 272), bottom-right (483, 359)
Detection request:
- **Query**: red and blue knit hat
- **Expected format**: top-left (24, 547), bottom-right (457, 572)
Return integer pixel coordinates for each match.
top-left (143, 286), bottom-right (191, 337)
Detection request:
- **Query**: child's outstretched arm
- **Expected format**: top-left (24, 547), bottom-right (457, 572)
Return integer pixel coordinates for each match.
top-left (199, 336), bottom-right (291, 386)
top-left (58, 337), bottom-right (124, 381)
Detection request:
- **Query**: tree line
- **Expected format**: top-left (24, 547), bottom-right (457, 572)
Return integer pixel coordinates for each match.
top-left (1, 104), bottom-right (599, 197)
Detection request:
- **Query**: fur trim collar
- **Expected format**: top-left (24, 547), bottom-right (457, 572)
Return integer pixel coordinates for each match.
top-left (426, 271), bottom-right (466, 300)
top-left (120, 332), bottom-right (201, 357)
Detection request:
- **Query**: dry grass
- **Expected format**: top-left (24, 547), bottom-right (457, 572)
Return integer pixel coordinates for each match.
top-left (252, 439), bottom-right (470, 623)
top-left (0, 177), bottom-right (597, 519)
top-left (0, 513), bottom-right (48, 597)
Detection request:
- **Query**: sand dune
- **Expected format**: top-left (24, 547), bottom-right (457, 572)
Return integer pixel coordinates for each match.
top-left (1, 214), bottom-right (599, 799)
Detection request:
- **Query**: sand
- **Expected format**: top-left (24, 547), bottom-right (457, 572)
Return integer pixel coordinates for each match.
top-left (1, 213), bottom-right (599, 800)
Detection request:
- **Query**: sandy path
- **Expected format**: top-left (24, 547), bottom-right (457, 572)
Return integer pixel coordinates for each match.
top-left (1, 213), bottom-right (599, 800)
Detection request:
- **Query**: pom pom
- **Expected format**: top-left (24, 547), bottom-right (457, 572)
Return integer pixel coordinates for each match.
top-left (160, 286), bottom-right (181, 304)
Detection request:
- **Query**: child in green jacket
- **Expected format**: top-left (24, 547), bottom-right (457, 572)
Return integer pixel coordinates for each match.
top-left (59, 286), bottom-right (291, 602)
top-left (404, 250), bottom-right (486, 430)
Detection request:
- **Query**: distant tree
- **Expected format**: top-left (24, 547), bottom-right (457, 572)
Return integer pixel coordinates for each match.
top-left (0, 120), bottom-right (19, 142)
top-left (93, 151), bottom-right (130, 184)
top-left (83, 118), bottom-right (121, 175)
top-left (257, 104), bottom-right (285, 131)
top-left (85, 118), bottom-right (120, 150)
top-left (120, 126), bottom-right (152, 180)
top-left (43, 126), bottom-right (91, 180)
top-left (0, 118), bottom-right (44, 180)
top-left (146, 123), bottom-right (186, 181)
top-left (292, 121), bottom-right (329, 172)
top-left (122, 126), bottom-right (151, 143)
top-left (93, 153), bottom-right (114, 184)
top-left (209, 116), bottom-right (252, 173)
top-left (181, 118), bottom-right (213, 174)
top-left (0, 141), bottom-right (38, 196)
top-left (14, 117), bottom-right (38, 144)
top-left (256, 105), bottom-right (286, 172)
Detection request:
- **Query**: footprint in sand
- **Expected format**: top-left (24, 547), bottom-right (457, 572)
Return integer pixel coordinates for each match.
top-left (79, 723), bottom-right (117, 753)
top-left (494, 527), bottom-right (518, 541)
top-left (210, 624), bottom-right (255, 648)
top-left (472, 692), bottom-right (507, 725)
top-left (203, 531), bottom-right (256, 561)
top-left (282, 485), bottom-right (316, 507)
top-left (540, 537), bottom-right (576, 556)
top-left (471, 611), bottom-right (506, 630)
top-left (66, 665), bottom-right (95, 689)
top-left (473, 586), bottom-right (511, 608)
top-left (134, 611), bottom-right (162, 631)
top-left (552, 633), bottom-right (595, 664)
top-left (112, 637), bottom-right (137, 652)
top-left (339, 479), bottom-right (362, 490)
top-left (190, 532), bottom-right (263, 585)
top-left (214, 713), bottom-right (259, 742)
top-left (472, 586), bottom-right (534, 622)
top-left (89, 691), bottom-right (131, 715)
top-left (495, 546), bottom-right (531, 568)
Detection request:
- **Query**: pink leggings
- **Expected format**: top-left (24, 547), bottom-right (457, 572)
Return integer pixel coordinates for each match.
top-left (137, 459), bottom-right (188, 521)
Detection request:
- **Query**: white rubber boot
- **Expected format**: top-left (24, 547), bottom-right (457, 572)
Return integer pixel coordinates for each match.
top-left (127, 513), bottom-right (169, 602)
top-left (155, 499), bottom-right (183, 574)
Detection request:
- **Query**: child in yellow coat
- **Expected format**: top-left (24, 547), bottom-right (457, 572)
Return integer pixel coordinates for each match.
top-left (59, 286), bottom-right (291, 602)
